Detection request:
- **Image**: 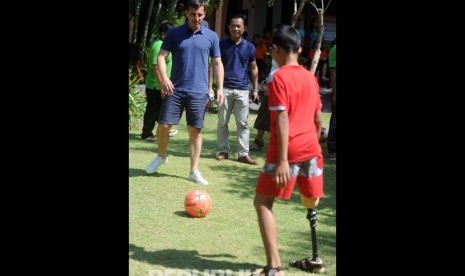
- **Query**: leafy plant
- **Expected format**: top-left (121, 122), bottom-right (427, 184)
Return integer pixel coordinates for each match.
top-left (129, 68), bottom-right (145, 130)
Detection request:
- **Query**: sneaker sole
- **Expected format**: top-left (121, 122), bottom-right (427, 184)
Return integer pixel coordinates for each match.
top-left (188, 176), bottom-right (208, 185)
top-left (145, 158), bottom-right (168, 174)
top-left (142, 137), bottom-right (157, 142)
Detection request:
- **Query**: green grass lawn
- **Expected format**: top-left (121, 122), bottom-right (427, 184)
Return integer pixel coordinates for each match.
top-left (129, 110), bottom-right (336, 276)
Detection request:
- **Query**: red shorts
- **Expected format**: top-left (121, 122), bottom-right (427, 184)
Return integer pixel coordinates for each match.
top-left (255, 153), bottom-right (324, 200)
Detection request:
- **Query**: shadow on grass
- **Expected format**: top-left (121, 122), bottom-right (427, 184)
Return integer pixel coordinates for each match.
top-left (173, 210), bottom-right (193, 218)
top-left (129, 167), bottom-right (189, 180)
top-left (129, 133), bottom-right (141, 141)
top-left (129, 168), bottom-right (147, 177)
top-left (130, 139), bottom-right (193, 158)
top-left (285, 227), bottom-right (336, 265)
top-left (129, 244), bottom-right (260, 271)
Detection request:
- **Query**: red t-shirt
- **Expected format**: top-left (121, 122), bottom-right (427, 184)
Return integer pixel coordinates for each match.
top-left (255, 43), bottom-right (268, 60)
top-left (267, 64), bottom-right (321, 163)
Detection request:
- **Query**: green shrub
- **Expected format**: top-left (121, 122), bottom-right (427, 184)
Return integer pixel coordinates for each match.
top-left (129, 68), bottom-right (145, 130)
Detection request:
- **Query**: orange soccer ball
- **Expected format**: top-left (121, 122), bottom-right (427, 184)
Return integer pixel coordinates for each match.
top-left (184, 190), bottom-right (212, 218)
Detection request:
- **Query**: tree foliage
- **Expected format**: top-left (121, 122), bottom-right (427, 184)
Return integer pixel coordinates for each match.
top-left (288, 0), bottom-right (333, 74)
top-left (129, 0), bottom-right (225, 126)
top-left (129, 0), bottom-right (224, 51)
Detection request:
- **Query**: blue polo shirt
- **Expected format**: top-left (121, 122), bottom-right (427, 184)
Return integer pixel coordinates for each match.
top-left (161, 24), bottom-right (221, 94)
top-left (220, 38), bottom-right (256, 90)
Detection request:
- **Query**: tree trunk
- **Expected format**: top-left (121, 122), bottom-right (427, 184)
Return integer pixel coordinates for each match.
top-left (132, 0), bottom-right (142, 45)
top-left (140, 0), bottom-right (156, 48)
top-left (306, 0), bottom-right (333, 74)
top-left (291, 0), bottom-right (309, 27)
top-left (168, 0), bottom-right (177, 11)
top-left (148, 0), bottom-right (162, 45)
top-left (309, 11), bottom-right (324, 74)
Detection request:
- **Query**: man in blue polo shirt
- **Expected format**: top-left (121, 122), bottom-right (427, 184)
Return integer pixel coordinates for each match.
top-left (212, 14), bottom-right (258, 165)
top-left (145, 0), bottom-right (225, 185)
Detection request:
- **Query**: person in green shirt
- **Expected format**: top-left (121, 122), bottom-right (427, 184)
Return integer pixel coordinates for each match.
top-left (173, 1), bottom-right (186, 27)
top-left (141, 22), bottom-right (178, 141)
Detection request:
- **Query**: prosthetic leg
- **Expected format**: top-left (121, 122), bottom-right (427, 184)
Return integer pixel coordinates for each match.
top-left (289, 208), bottom-right (325, 273)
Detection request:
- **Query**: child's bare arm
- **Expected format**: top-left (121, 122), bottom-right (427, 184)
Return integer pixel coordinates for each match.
top-left (273, 110), bottom-right (290, 187)
top-left (314, 109), bottom-right (322, 141)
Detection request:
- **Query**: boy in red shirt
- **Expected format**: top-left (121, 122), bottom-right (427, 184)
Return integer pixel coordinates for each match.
top-left (253, 25), bottom-right (325, 275)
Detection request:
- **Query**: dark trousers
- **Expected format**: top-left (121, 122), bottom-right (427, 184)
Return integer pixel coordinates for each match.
top-left (141, 88), bottom-right (163, 139)
top-left (327, 109), bottom-right (336, 153)
top-left (253, 95), bottom-right (270, 132)
top-left (256, 58), bottom-right (266, 82)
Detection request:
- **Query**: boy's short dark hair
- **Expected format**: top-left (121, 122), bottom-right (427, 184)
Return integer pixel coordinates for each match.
top-left (159, 22), bottom-right (174, 35)
top-left (272, 25), bottom-right (300, 53)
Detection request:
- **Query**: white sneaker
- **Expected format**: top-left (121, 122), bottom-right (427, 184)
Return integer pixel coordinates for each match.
top-left (320, 87), bottom-right (333, 95)
top-left (188, 170), bottom-right (208, 185)
top-left (145, 155), bottom-right (168, 174)
top-left (169, 129), bottom-right (178, 137)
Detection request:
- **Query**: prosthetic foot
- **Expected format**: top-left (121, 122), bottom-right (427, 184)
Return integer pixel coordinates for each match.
top-left (253, 266), bottom-right (284, 276)
top-left (289, 208), bottom-right (325, 273)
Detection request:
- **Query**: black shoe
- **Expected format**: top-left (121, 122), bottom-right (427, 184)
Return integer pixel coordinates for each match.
top-left (216, 152), bottom-right (229, 161)
top-left (249, 138), bottom-right (264, 151)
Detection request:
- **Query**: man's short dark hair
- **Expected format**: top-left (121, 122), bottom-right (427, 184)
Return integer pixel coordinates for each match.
top-left (229, 13), bottom-right (246, 25)
top-left (186, 0), bottom-right (205, 9)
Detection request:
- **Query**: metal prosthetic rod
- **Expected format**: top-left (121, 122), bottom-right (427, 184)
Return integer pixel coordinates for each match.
top-left (307, 208), bottom-right (319, 260)
top-left (289, 208), bottom-right (325, 273)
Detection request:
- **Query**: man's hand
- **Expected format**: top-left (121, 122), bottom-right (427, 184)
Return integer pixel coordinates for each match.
top-left (216, 88), bottom-right (224, 107)
top-left (161, 79), bottom-right (175, 98)
top-left (252, 91), bottom-right (259, 104)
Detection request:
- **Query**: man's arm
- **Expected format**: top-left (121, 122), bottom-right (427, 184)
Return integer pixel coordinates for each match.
top-left (208, 62), bottom-right (215, 99)
top-left (211, 56), bottom-right (224, 106)
top-left (249, 60), bottom-right (259, 103)
top-left (274, 110), bottom-right (290, 188)
top-left (153, 63), bottom-right (165, 98)
top-left (157, 49), bottom-right (174, 96)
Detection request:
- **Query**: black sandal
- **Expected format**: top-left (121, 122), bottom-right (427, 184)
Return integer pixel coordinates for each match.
top-left (249, 138), bottom-right (264, 151)
top-left (254, 265), bottom-right (283, 276)
top-left (289, 257), bottom-right (325, 273)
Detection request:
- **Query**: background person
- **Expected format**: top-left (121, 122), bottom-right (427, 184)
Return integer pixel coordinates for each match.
top-left (249, 23), bottom-right (284, 152)
top-left (145, 0), bottom-right (224, 186)
top-left (214, 14), bottom-right (259, 165)
top-left (141, 22), bottom-right (178, 142)
top-left (173, 0), bottom-right (186, 27)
